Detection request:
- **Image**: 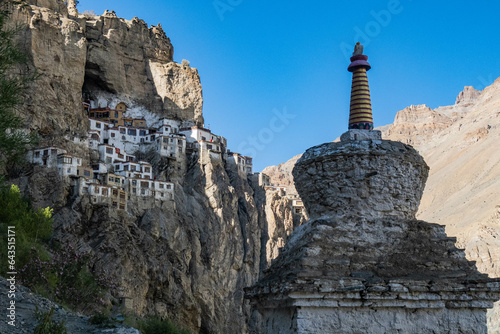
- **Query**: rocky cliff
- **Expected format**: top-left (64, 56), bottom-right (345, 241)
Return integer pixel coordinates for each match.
top-left (5, 1), bottom-right (299, 333)
top-left (11, 0), bottom-right (203, 144)
top-left (381, 82), bottom-right (500, 279)
top-left (261, 154), bottom-right (300, 195)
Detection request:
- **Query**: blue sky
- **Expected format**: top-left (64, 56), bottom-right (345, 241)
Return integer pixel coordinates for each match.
top-left (79, 0), bottom-right (500, 172)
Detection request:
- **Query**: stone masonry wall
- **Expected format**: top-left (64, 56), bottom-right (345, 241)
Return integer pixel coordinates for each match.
top-left (293, 137), bottom-right (429, 220)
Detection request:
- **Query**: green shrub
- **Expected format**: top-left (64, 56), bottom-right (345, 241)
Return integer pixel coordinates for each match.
top-left (0, 184), bottom-right (53, 275)
top-left (34, 307), bottom-right (67, 334)
top-left (138, 317), bottom-right (191, 334)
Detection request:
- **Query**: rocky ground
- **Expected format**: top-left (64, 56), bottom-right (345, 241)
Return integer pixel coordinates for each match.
top-left (0, 277), bottom-right (139, 334)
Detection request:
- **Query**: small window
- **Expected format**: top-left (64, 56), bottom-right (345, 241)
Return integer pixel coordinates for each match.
top-left (145, 167), bottom-right (150, 173)
top-left (128, 129), bottom-right (136, 136)
top-left (106, 157), bottom-right (112, 164)
top-left (84, 170), bottom-right (91, 177)
top-left (106, 148), bottom-right (113, 154)
top-left (115, 112), bottom-right (118, 118)
top-left (124, 165), bottom-right (129, 171)
top-left (159, 183), bottom-right (164, 189)
top-left (167, 184), bottom-right (171, 189)
top-left (120, 128), bottom-right (126, 134)
top-left (67, 168), bottom-right (71, 173)
top-left (115, 165), bottom-right (120, 170)
top-left (111, 133), bottom-right (115, 138)
top-left (96, 122), bottom-right (101, 128)
top-left (132, 180), bottom-right (137, 186)
top-left (34, 151), bottom-right (40, 158)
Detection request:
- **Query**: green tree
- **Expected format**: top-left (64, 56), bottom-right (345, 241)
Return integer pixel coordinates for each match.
top-left (0, 0), bottom-right (36, 176)
top-left (0, 184), bottom-right (53, 274)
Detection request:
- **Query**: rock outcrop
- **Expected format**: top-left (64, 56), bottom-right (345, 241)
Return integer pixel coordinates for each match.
top-left (456, 85), bottom-right (481, 105)
top-left (4, 2), bottom-right (298, 333)
top-left (10, 0), bottom-right (203, 145)
top-left (384, 104), bottom-right (453, 146)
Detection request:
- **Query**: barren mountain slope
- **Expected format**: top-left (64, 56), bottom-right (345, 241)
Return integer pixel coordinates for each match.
top-left (390, 80), bottom-right (500, 277)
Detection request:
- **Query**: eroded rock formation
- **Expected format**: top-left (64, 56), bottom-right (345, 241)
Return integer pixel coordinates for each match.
top-left (11, 0), bottom-right (203, 143)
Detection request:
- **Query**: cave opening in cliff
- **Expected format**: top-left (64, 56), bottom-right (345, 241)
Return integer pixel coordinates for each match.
top-left (83, 61), bottom-right (118, 99)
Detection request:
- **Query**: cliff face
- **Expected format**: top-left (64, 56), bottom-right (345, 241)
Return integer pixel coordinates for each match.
top-left (12, 0), bottom-right (203, 142)
top-left (17, 155), bottom-right (260, 332)
top-left (384, 81), bottom-right (500, 279)
top-left (7, 2), bottom-right (298, 333)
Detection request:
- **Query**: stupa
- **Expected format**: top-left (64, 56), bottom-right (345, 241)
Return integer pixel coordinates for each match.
top-left (245, 43), bottom-right (500, 334)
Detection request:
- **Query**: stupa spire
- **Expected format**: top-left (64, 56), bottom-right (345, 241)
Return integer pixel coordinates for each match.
top-left (347, 42), bottom-right (373, 130)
